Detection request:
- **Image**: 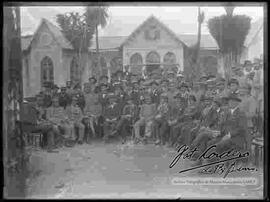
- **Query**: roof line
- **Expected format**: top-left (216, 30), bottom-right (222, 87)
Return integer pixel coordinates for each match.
top-left (120, 15), bottom-right (186, 47)
top-left (25, 19), bottom-right (46, 51)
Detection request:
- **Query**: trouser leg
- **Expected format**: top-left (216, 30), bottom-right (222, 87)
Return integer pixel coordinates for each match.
top-left (160, 120), bottom-right (169, 145)
top-left (134, 118), bottom-right (145, 139)
top-left (75, 122), bottom-right (85, 142)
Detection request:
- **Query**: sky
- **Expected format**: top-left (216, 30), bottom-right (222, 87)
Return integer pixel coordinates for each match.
top-left (20, 3), bottom-right (265, 36)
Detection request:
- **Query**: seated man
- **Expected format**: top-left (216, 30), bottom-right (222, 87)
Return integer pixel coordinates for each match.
top-left (112, 96), bottom-right (139, 143)
top-left (102, 93), bottom-right (122, 142)
top-left (212, 95), bottom-right (248, 155)
top-left (190, 97), bottom-right (226, 164)
top-left (134, 93), bottom-right (156, 144)
top-left (21, 93), bottom-right (56, 150)
top-left (187, 96), bottom-right (214, 145)
top-left (154, 93), bottom-right (170, 145)
top-left (170, 94), bottom-right (198, 147)
top-left (66, 96), bottom-right (85, 144)
top-left (46, 95), bottom-right (72, 149)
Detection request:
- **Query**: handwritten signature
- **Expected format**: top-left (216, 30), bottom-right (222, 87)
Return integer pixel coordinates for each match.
top-left (169, 145), bottom-right (257, 178)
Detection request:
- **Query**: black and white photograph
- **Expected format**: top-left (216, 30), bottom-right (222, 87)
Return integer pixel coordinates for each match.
top-left (2, 2), bottom-right (267, 199)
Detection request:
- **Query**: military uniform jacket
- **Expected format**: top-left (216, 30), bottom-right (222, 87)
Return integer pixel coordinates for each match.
top-left (43, 94), bottom-right (52, 108)
top-left (200, 106), bottom-right (223, 130)
top-left (123, 104), bottom-right (139, 120)
top-left (177, 103), bottom-right (197, 122)
top-left (84, 93), bottom-right (102, 117)
top-left (151, 89), bottom-right (161, 105)
top-left (139, 103), bottom-right (156, 120)
top-left (157, 102), bottom-right (170, 120)
top-left (59, 93), bottom-right (71, 109)
top-left (130, 90), bottom-right (141, 106)
top-left (66, 105), bottom-right (83, 123)
top-left (104, 102), bottom-right (122, 120)
top-left (46, 106), bottom-right (68, 125)
top-left (98, 92), bottom-right (109, 115)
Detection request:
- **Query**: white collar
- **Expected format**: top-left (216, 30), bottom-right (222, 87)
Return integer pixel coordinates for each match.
top-left (217, 108), bottom-right (221, 113)
top-left (231, 106), bottom-right (239, 114)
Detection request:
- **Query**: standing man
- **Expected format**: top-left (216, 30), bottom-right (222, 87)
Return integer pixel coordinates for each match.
top-left (83, 82), bottom-right (102, 141)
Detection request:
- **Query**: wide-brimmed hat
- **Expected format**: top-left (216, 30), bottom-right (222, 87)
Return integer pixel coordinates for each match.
top-left (108, 93), bottom-right (117, 99)
top-left (239, 83), bottom-right (252, 91)
top-left (99, 83), bottom-right (108, 89)
top-left (180, 82), bottom-right (189, 88)
top-left (99, 75), bottom-right (108, 80)
top-left (88, 76), bottom-right (97, 83)
top-left (244, 60), bottom-right (253, 67)
top-left (160, 79), bottom-right (169, 84)
top-left (173, 92), bottom-right (184, 99)
top-left (150, 80), bottom-right (159, 86)
top-left (225, 94), bottom-right (242, 102)
top-left (160, 93), bottom-right (168, 98)
top-left (200, 96), bottom-right (213, 102)
top-left (228, 78), bottom-right (239, 86)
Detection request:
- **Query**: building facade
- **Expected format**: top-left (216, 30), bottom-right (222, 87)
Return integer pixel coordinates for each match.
top-left (22, 15), bottom-right (262, 97)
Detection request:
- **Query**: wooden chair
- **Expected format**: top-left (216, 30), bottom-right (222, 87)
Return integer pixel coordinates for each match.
top-left (252, 137), bottom-right (264, 167)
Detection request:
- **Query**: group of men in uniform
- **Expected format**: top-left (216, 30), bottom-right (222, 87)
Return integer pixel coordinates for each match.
top-left (23, 59), bottom-right (263, 157)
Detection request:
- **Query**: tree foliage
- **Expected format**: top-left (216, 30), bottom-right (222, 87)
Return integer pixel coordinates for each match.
top-left (56, 12), bottom-right (95, 52)
top-left (208, 14), bottom-right (251, 56)
top-left (85, 5), bottom-right (109, 29)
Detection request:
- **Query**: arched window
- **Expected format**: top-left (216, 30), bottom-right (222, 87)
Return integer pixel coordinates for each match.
top-left (70, 57), bottom-right (80, 83)
top-left (146, 51), bottom-right (160, 64)
top-left (163, 52), bottom-right (177, 71)
top-left (146, 51), bottom-right (160, 73)
top-left (41, 56), bottom-right (54, 85)
top-left (130, 53), bottom-right (143, 74)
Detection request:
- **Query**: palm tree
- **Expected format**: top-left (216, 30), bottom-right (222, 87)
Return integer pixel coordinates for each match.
top-left (195, 7), bottom-right (205, 78)
top-left (187, 7), bottom-right (205, 82)
top-left (208, 5), bottom-right (251, 80)
top-left (85, 4), bottom-right (109, 77)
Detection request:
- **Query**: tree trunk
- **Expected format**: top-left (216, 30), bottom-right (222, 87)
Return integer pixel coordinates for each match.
top-left (4, 6), bottom-right (27, 198)
top-left (194, 7), bottom-right (203, 80)
top-left (95, 24), bottom-right (101, 77)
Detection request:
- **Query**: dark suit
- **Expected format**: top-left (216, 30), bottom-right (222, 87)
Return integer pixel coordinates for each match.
top-left (151, 89), bottom-right (161, 105)
top-left (216, 107), bottom-right (248, 151)
top-left (191, 106), bottom-right (226, 154)
top-left (103, 102), bottom-right (122, 140)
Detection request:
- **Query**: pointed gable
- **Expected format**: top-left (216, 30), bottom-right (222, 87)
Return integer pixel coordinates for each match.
top-left (121, 15), bottom-right (186, 48)
top-left (27, 18), bottom-right (73, 50)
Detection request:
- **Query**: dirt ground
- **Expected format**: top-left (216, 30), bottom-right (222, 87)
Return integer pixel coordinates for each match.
top-left (25, 141), bottom-right (264, 199)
